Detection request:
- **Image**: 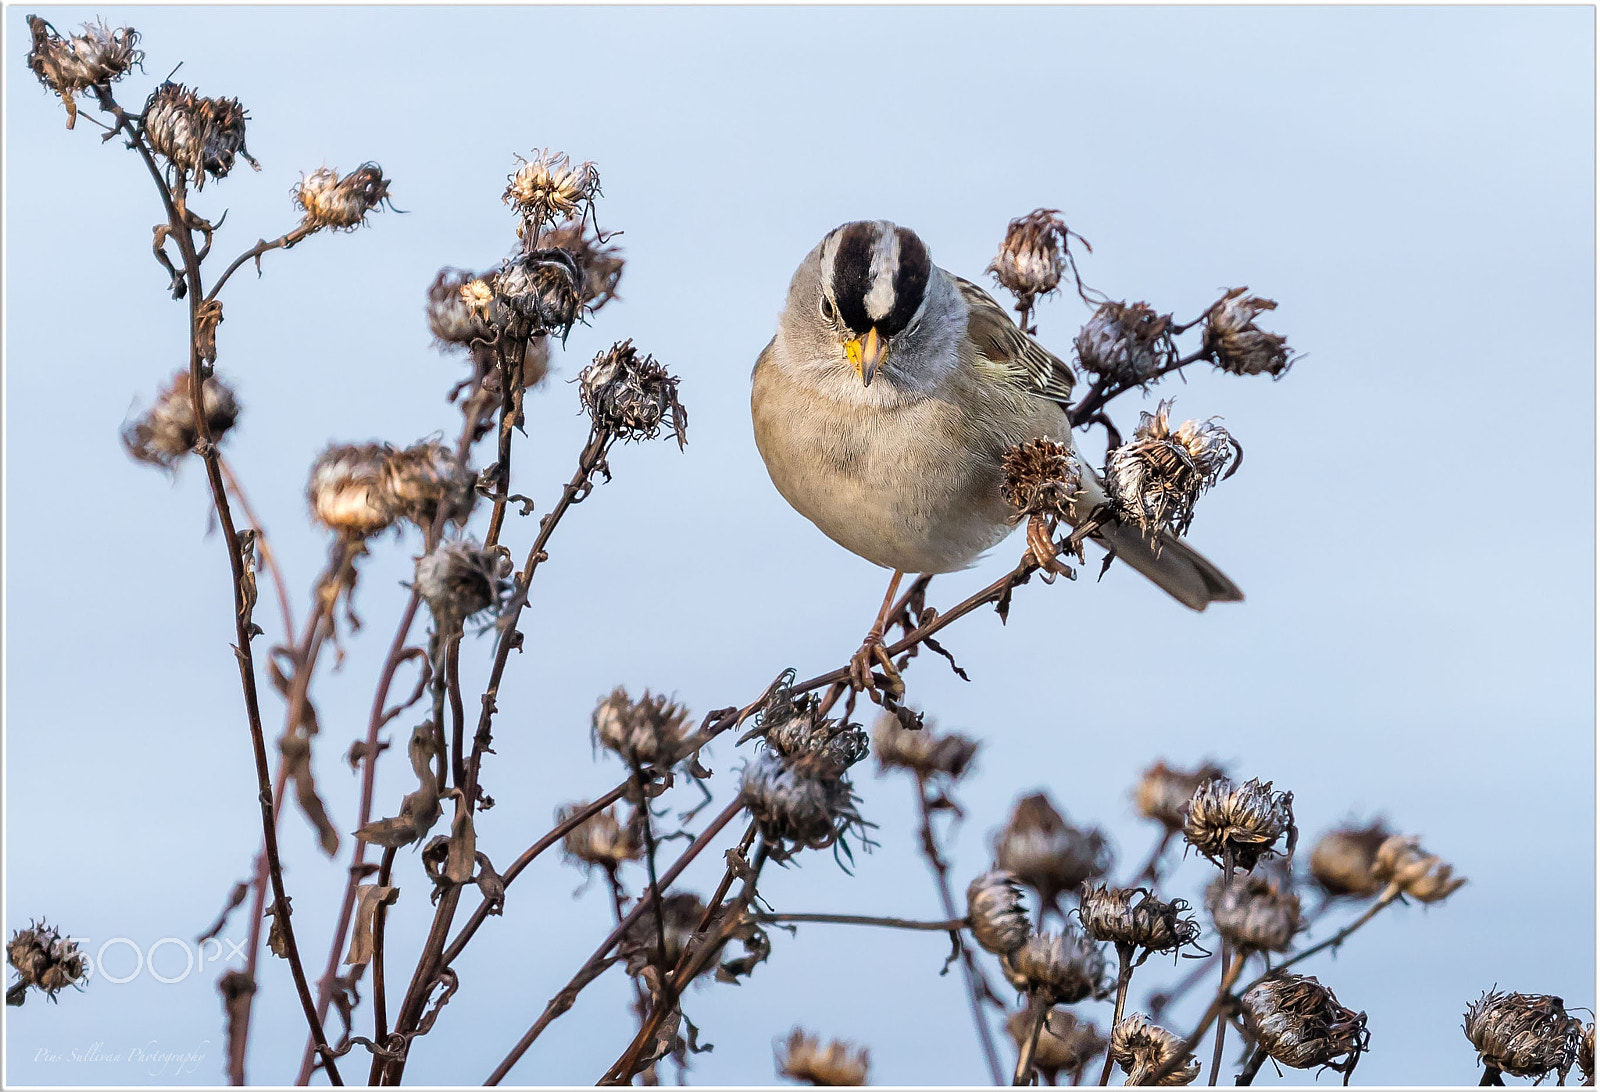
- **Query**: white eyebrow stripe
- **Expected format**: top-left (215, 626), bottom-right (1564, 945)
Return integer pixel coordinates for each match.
top-left (863, 225), bottom-right (899, 323)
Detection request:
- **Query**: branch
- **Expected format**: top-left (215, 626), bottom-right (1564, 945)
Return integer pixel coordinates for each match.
top-left (205, 223), bottom-right (318, 303)
top-left (753, 912), bottom-right (967, 932)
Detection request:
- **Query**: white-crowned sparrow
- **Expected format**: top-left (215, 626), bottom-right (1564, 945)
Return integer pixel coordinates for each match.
top-left (751, 220), bottom-right (1241, 687)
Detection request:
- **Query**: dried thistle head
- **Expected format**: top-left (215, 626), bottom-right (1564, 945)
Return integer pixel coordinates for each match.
top-left (413, 539), bottom-right (510, 629)
top-left (294, 164), bottom-right (393, 232)
top-left (558, 801), bottom-right (643, 872)
top-left (621, 892), bottom-right (707, 977)
top-left (540, 219), bottom-right (626, 315)
top-left (1240, 972), bottom-right (1370, 1076)
top-left (751, 691), bottom-right (870, 780)
top-left (1373, 834), bottom-right (1466, 903)
top-left (1106, 401), bottom-right (1239, 542)
top-left (1464, 991), bottom-right (1584, 1081)
top-left (1182, 776), bottom-right (1295, 872)
top-left (307, 442), bottom-right (397, 538)
top-left (504, 150), bottom-right (601, 239)
top-left (966, 870), bottom-right (1030, 956)
top-left (1171, 417), bottom-right (1242, 489)
top-left (1109, 1013), bottom-right (1199, 1086)
top-left (1309, 821), bottom-right (1392, 899)
top-left (143, 82), bottom-right (259, 190)
top-left (1203, 288), bottom-right (1293, 378)
top-left (496, 249), bottom-right (583, 341)
top-left (578, 340), bottom-right (688, 448)
top-left (384, 440), bottom-right (475, 529)
top-left (1205, 872), bottom-right (1303, 953)
top-left (1001, 927), bottom-right (1106, 1004)
top-left (740, 749), bottom-right (870, 864)
top-left (427, 268), bottom-right (500, 350)
top-left (1578, 1022), bottom-right (1594, 1084)
top-left (1001, 438), bottom-right (1082, 519)
top-left (1077, 885), bottom-right (1201, 957)
top-left (591, 687), bottom-right (693, 770)
top-left (1075, 300), bottom-right (1176, 387)
top-left (1134, 759), bottom-right (1227, 833)
top-left (1008, 1008), bottom-right (1106, 1083)
top-left (988, 208), bottom-right (1073, 308)
top-left (993, 792), bottom-right (1111, 911)
top-left (26, 16), bottom-right (142, 128)
top-left (7, 921), bottom-right (87, 1004)
top-left (872, 713), bottom-right (978, 782)
top-left (776, 1028), bottom-right (870, 1087)
top-left (122, 370), bottom-right (239, 469)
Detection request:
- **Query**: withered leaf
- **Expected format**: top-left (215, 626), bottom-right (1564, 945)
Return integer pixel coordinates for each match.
top-left (474, 852), bottom-right (505, 916)
top-left (196, 299), bottom-right (224, 364)
top-left (265, 897), bottom-right (293, 959)
top-left (352, 779), bottom-right (441, 849)
top-left (197, 880), bottom-right (251, 944)
top-left (280, 734), bottom-right (340, 857)
top-left (218, 969), bottom-right (255, 1070)
top-left (444, 790), bottom-right (476, 884)
top-left (409, 721), bottom-right (441, 782)
top-left (346, 737), bottom-right (392, 772)
top-left (343, 884), bottom-right (399, 968)
top-left (236, 529), bottom-right (261, 639)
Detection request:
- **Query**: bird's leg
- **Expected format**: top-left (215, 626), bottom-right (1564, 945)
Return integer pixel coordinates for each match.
top-left (849, 570), bottom-right (906, 698)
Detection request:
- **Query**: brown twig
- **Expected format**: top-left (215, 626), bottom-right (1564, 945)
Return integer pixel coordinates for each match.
top-left (1099, 945), bottom-right (1137, 1086)
top-left (204, 222), bottom-right (318, 303)
top-left (753, 912), bottom-right (968, 932)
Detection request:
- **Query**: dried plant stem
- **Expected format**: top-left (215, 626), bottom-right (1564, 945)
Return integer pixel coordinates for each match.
top-left (446, 635), bottom-right (466, 788)
top-left (1129, 829), bottom-right (1174, 887)
top-left (1236, 887), bottom-right (1399, 999)
top-left (1236, 1045), bottom-right (1268, 1086)
top-left (1099, 946), bottom-right (1137, 1086)
top-left (90, 83), bottom-right (344, 1084)
top-left (753, 912), bottom-right (968, 932)
top-left (229, 766), bottom-right (289, 1085)
top-left (913, 772), bottom-right (1006, 1086)
top-left (217, 457), bottom-right (297, 643)
top-left (1066, 348), bottom-right (1210, 429)
top-left (1014, 992), bottom-right (1049, 1086)
top-left (1480, 1063), bottom-right (1506, 1085)
top-left (371, 846), bottom-right (399, 1044)
top-left (1150, 950), bottom-right (1245, 1085)
top-left (483, 800), bottom-right (746, 1085)
top-left (204, 222), bottom-right (318, 303)
top-left (481, 375), bottom-right (525, 549)
top-left (1208, 943), bottom-right (1231, 1085)
top-left (1148, 950), bottom-right (1221, 1023)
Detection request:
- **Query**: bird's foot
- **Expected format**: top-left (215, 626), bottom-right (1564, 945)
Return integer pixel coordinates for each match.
top-left (1026, 514), bottom-right (1076, 583)
top-left (848, 633), bottom-right (904, 701)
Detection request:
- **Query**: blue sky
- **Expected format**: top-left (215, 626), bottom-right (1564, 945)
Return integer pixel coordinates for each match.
top-left (5, 4), bottom-right (1594, 1086)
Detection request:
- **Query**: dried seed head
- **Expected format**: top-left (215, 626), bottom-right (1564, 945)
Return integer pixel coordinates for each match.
top-left (307, 443), bottom-right (397, 538)
top-left (872, 713), bottom-right (979, 781)
top-left (1373, 834), bottom-right (1466, 903)
top-left (1001, 928), bottom-right (1106, 1004)
top-left (504, 150), bottom-right (601, 239)
top-left (1106, 401), bottom-right (1239, 542)
top-left (1008, 1009), bottom-right (1106, 1082)
top-left (1578, 1022), bottom-right (1594, 1084)
top-left (1109, 1013), bottom-right (1199, 1086)
top-left (384, 441), bottom-right (475, 529)
top-left (1464, 991), bottom-right (1584, 1081)
top-left (1309, 821), bottom-right (1392, 899)
top-left (540, 219), bottom-right (626, 315)
top-left (740, 749), bottom-right (869, 863)
top-left (591, 687), bottom-right (693, 769)
top-left (1203, 288), bottom-right (1293, 378)
top-left (1075, 301), bottom-right (1176, 386)
top-left (578, 340), bottom-right (688, 448)
top-left (993, 793), bottom-right (1112, 910)
top-left (1134, 760), bottom-right (1227, 833)
top-left (7, 921), bottom-right (87, 1003)
top-left (413, 539), bottom-right (510, 628)
top-left (294, 164), bottom-right (392, 232)
top-left (1205, 872), bottom-right (1303, 953)
top-left (1182, 776), bottom-right (1295, 872)
top-left (142, 82), bottom-right (259, 189)
top-left (1240, 972), bottom-right (1370, 1076)
top-left (751, 691), bottom-right (870, 780)
top-left (427, 268), bottom-right (500, 350)
top-left (776, 1028), bottom-right (870, 1087)
top-left (496, 249), bottom-right (583, 340)
top-left (558, 801), bottom-right (643, 872)
top-left (621, 892), bottom-right (706, 977)
top-left (1078, 885), bottom-right (1201, 956)
top-left (988, 208), bottom-right (1071, 306)
top-left (966, 870), bottom-right (1030, 955)
top-left (1001, 438), bottom-right (1083, 519)
top-left (122, 370), bottom-right (240, 469)
top-left (26, 16), bottom-right (142, 128)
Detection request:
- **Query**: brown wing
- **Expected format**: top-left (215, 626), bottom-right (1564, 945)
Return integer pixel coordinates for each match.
top-left (951, 273), bottom-right (1077, 406)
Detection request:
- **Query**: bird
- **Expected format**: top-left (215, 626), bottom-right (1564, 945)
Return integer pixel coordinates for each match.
top-left (750, 219), bottom-right (1241, 691)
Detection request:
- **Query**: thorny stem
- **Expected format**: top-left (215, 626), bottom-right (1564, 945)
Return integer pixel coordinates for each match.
top-left (1014, 992), bottom-right (1049, 1086)
top-left (1099, 946), bottom-right (1136, 1086)
top-left (90, 83), bottom-right (344, 1085)
top-left (753, 912), bottom-right (968, 932)
top-left (913, 772), bottom-right (1006, 1086)
top-left (1236, 887), bottom-right (1400, 999)
top-left (483, 800), bottom-right (746, 1085)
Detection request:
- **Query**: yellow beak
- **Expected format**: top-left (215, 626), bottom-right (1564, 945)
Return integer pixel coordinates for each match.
top-left (844, 327), bottom-right (887, 387)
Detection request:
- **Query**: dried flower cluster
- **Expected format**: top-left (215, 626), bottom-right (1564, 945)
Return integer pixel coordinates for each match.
top-left (294, 164), bottom-right (392, 232)
top-left (540, 219), bottom-right (626, 315)
top-left (26, 15), bottom-right (141, 128)
top-left (1075, 300), bottom-right (1176, 387)
top-left (122, 370), bottom-right (239, 468)
top-left (993, 793), bottom-right (1110, 911)
top-left (1134, 759), bottom-right (1227, 833)
top-left (1001, 927), bottom-right (1106, 1004)
top-left (1109, 1013), bottom-right (1199, 1086)
top-left (1309, 820), bottom-right (1392, 899)
top-left (1464, 990), bottom-right (1584, 1082)
top-left (1000, 438), bottom-right (1082, 519)
top-left (558, 801), bottom-right (644, 872)
top-left (1078, 884), bottom-right (1201, 958)
top-left (872, 714), bottom-right (978, 782)
top-left (988, 208), bottom-right (1075, 311)
top-left (1008, 1008), bottom-right (1105, 1083)
top-left (591, 687), bottom-right (693, 770)
top-left (1106, 401), bottom-right (1242, 542)
top-left (966, 870), bottom-right (1030, 956)
top-left (1203, 288), bottom-right (1293, 378)
top-left (776, 1028), bottom-right (870, 1086)
top-left (427, 268), bottom-right (500, 351)
top-left (6, 922), bottom-right (87, 1006)
top-left (1182, 776), bottom-right (1294, 872)
top-left (1240, 972), bottom-right (1369, 1077)
top-left (1205, 871), bottom-right (1303, 953)
top-left (1372, 834), bottom-right (1467, 903)
top-left (413, 539), bottom-right (511, 629)
top-left (740, 696), bottom-right (871, 863)
top-left (504, 149), bottom-right (601, 240)
top-left (142, 81), bottom-right (258, 189)
top-left (496, 249), bottom-right (584, 341)
top-left (307, 440), bottom-right (474, 538)
top-left (578, 340), bottom-right (688, 448)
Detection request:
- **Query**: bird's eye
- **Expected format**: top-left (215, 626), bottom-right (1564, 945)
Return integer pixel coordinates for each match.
top-left (819, 295), bottom-right (836, 323)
